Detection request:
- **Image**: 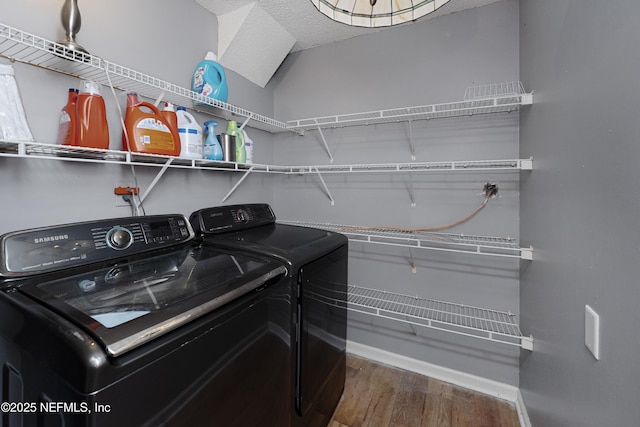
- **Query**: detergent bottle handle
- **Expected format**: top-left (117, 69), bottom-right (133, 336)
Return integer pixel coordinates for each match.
top-left (184, 111), bottom-right (196, 125)
top-left (212, 63), bottom-right (226, 85)
top-left (137, 101), bottom-right (162, 115)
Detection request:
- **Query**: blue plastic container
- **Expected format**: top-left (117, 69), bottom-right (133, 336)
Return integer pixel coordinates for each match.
top-left (192, 52), bottom-right (228, 103)
top-left (203, 120), bottom-right (223, 161)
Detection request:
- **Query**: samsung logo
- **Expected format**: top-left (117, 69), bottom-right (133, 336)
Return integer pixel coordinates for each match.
top-left (34, 234), bottom-right (69, 244)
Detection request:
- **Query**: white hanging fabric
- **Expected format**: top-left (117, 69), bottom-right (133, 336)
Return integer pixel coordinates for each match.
top-left (0, 63), bottom-right (34, 141)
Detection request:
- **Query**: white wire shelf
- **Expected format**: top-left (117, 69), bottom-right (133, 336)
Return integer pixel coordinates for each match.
top-left (0, 140), bottom-right (533, 176)
top-left (0, 23), bottom-right (292, 134)
top-left (277, 220), bottom-right (533, 260)
top-left (0, 139), bottom-right (288, 173)
top-left (287, 82), bottom-right (532, 132)
top-left (283, 158), bottom-right (533, 174)
top-left (322, 284), bottom-right (532, 350)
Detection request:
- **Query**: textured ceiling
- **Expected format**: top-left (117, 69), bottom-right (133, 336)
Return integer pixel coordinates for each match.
top-left (195, 0), bottom-right (502, 52)
top-left (193, 0), bottom-right (502, 87)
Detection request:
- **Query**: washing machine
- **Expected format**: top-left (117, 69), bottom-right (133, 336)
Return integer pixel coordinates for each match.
top-left (190, 203), bottom-right (348, 427)
top-left (0, 214), bottom-right (292, 426)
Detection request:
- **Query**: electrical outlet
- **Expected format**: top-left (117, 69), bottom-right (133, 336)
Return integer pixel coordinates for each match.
top-left (585, 305), bottom-right (600, 360)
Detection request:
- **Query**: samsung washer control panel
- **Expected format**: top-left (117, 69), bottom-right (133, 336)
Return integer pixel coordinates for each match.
top-left (190, 204), bottom-right (276, 235)
top-left (0, 215), bottom-right (194, 277)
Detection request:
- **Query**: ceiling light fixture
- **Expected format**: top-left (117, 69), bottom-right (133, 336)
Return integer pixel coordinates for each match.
top-left (310, 0), bottom-right (452, 28)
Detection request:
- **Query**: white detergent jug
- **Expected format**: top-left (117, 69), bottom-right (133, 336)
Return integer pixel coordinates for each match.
top-left (176, 107), bottom-right (203, 159)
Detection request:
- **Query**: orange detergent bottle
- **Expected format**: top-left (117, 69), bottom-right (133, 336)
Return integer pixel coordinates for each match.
top-left (123, 92), bottom-right (180, 156)
top-left (160, 101), bottom-right (180, 149)
top-left (76, 81), bottom-right (110, 149)
top-left (57, 88), bottom-right (79, 145)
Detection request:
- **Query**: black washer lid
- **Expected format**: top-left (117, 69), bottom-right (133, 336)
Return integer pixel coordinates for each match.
top-left (17, 245), bottom-right (286, 357)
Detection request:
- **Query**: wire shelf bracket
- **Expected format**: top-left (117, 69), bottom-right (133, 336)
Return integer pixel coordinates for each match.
top-left (136, 157), bottom-right (173, 208)
top-left (408, 120), bottom-right (416, 161)
top-left (315, 120), bottom-right (334, 163)
top-left (408, 247), bottom-right (417, 273)
top-left (222, 166), bottom-right (256, 203)
top-left (407, 170), bottom-right (417, 207)
top-left (314, 167), bottom-right (335, 206)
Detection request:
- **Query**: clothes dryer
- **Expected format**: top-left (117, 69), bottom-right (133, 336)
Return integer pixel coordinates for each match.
top-left (190, 204), bottom-right (348, 427)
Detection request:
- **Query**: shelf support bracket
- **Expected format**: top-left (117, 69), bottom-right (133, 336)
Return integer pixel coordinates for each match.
top-left (521, 92), bottom-right (534, 105)
top-left (520, 246), bottom-right (534, 261)
top-left (407, 172), bottom-right (416, 207)
top-left (153, 90), bottom-right (167, 108)
top-left (405, 316), bottom-right (418, 335)
top-left (521, 335), bottom-right (534, 351)
top-left (222, 166), bottom-right (256, 202)
top-left (408, 248), bottom-right (417, 273)
top-left (136, 157), bottom-right (174, 208)
top-left (315, 120), bottom-right (334, 163)
top-left (314, 167), bottom-right (335, 206)
top-left (408, 120), bottom-right (416, 161)
top-left (239, 113), bottom-right (255, 131)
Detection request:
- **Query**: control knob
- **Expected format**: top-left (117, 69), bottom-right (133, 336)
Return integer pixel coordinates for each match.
top-left (236, 209), bottom-right (249, 223)
top-left (106, 226), bottom-right (134, 250)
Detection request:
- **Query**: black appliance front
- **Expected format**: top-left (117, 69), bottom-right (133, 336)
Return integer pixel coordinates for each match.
top-left (190, 204), bottom-right (348, 427)
top-left (0, 215), bottom-right (291, 427)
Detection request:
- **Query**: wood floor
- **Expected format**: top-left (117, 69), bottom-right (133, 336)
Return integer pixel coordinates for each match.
top-left (329, 355), bottom-right (520, 427)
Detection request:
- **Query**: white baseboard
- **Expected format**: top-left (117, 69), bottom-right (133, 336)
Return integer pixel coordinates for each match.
top-left (515, 389), bottom-right (532, 427)
top-left (346, 340), bottom-right (531, 427)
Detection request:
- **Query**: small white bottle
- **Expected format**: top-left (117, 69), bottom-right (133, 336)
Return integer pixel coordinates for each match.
top-left (242, 129), bottom-right (253, 164)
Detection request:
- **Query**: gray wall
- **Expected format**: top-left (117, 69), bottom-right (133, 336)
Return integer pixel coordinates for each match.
top-left (519, 0), bottom-right (640, 426)
top-left (271, 0), bottom-right (522, 385)
top-left (3, 0), bottom-right (576, 399)
top-left (0, 0), bottom-right (275, 234)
